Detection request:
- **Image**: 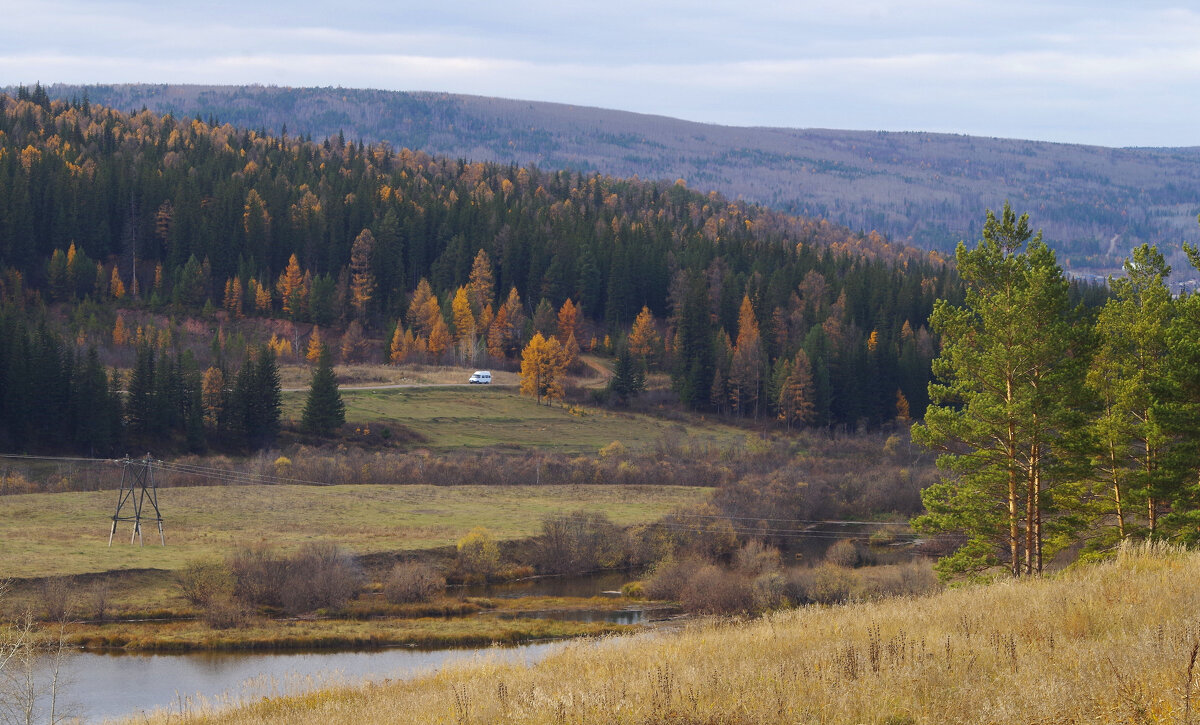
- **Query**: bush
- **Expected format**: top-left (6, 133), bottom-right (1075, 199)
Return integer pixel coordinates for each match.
top-left (531, 511), bottom-right (627, 575)
top-left (734, 540), bottom-right (781, 576)
top-left (228, 545), bottom-right (289, 608)
top-left (825, 540), bottom-right (860, 568)
top-left (38, 576), bottom-right (73, 621)
top-left (456, 527), bottom-right (500, 583)
top-left (201, 597), bottom-right (249, 629)
top-left (678, 565), bottom-right (756, 615)
top-left (752, 571), bottom-right (789, 611)
top-left (384, 562), bottom-right (445, 604)
top-left (643, 556), bottom-right (706, 601)
top-left (788, 563), bottom-right (854, 605)
top-left (280, 543), bottom-right (363, 615)
top-left (178, 559), bottom-right (234, 607)
top-left (621, 581), bottom-right (645, 600)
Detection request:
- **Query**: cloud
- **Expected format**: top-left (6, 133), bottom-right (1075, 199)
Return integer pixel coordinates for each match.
top-left (2, 1), bottom-right (1199, 146)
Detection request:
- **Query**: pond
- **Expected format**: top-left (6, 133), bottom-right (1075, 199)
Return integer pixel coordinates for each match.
top-left (29, 641), bottom-right (567, 724)
top-left (459, 570), bottom-right (630, 598)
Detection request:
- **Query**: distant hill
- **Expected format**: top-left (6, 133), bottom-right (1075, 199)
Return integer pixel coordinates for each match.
top-left (31, 83), bottom-right (1200, 277)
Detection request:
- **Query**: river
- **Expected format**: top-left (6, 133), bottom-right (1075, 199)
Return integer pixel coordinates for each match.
top-left (29, 641), bottom-right (566, 724)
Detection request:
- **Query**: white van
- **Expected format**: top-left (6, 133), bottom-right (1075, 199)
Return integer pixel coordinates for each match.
top-left (468, 370), bottom-right (492, 384)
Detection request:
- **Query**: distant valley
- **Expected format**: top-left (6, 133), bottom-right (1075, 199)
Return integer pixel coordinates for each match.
top-left (34, 83), bottom-right (1200, 278)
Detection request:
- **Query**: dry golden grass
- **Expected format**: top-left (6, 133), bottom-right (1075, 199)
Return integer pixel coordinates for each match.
top-left (140, 543), bottom-right (1200, 724)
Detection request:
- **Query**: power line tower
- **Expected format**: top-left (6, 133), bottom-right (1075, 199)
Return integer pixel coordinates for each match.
top-left (108, 453), bottom-right (165, 546)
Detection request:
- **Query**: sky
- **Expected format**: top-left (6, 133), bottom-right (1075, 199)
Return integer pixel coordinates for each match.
top-left (2, 0), bottom-right (1198, 148)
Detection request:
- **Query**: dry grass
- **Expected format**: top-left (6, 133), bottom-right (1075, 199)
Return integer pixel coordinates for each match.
top-left (276, 363), bottom-right (520, 390)
top-left (139, 543), bottom-right (1200, 724)
top-left (0, 484), bottom-right (708, 579)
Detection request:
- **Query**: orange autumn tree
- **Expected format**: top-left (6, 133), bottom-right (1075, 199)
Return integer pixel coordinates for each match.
top-left (467, 249), bottom-right (495, 315)
top-left (730, 295), bottom-right (763, 417)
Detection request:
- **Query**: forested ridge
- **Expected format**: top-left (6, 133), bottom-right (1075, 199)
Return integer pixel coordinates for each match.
top-left (31, 83), bottom-right (1200, 277)
top-left (0, 88), bottom-right (962, 454)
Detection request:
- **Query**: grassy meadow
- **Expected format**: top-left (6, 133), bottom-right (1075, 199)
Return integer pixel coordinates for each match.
top-left (141, 543), bottom-right (1200, 724)
top-left (0, 484), bottom-right (709, 580)
top-left (279, 384), bottom-right (746, 452)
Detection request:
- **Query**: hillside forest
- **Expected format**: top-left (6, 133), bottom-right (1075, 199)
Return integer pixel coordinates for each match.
top-left (0, 88), bottom-right (966, 455)
top-left (36, 83), bottom-right (1200, 277)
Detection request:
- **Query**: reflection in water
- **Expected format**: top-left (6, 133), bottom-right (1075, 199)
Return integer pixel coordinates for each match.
top-left (497, 608), bottom-right (649, 625)
top-left (43, 642), bottom-right (566, 724)
top-left (460, 571), bottom-right (630, 598)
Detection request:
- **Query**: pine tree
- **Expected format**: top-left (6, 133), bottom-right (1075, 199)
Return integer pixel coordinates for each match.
top-left (302, 345), bottom-right (345, 436)
top-left (913, 204), bottom-right (1083, 578)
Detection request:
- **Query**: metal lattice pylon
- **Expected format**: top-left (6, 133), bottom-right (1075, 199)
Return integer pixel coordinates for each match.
top-left (108, 453), bottom-right (165, 546)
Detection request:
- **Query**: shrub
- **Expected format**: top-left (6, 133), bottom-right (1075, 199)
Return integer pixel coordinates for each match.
top-left (228, 545), bottom-right (288, 608)
top-left (621, 581), bottom-right (645, 600)
top-left (679, 565), bottom-right (756, 615)
top-left (384, 562), bottom-right (445, 604)
top-left (531, 511), bottom-right (627, 575)
top-left (734, 540), bottom-right (781, 576)
top-left (788, 563), bottom-right (854, 605)
top-left (456, 527), bottom-right (500, 583)
top-left (201, 598), bottom-right (249, 629)
top-left (752, 571), bottom-right (789, 611)
top-left (643, 556), bottom-right (706, 601)
top-left (280, 542), bottom-right (363, 615)
top-left (825, 539), bottom-right (860, 568)
top-left (38, 576), bottom-right (73, 621)
top-left (178, 559), bottom-right (234, 607)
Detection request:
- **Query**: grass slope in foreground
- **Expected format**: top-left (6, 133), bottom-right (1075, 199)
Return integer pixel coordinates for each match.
top-left (0, 484), bottom-right (708, 579)
top-left (148, 544), bottom-right (1200, 724)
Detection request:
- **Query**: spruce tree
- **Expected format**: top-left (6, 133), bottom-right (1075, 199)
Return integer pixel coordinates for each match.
top-left (302, 345), bottom-right (345, 436)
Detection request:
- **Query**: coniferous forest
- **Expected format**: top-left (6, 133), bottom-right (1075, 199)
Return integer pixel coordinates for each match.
top-left (0, 88), bottom-right (971, 454)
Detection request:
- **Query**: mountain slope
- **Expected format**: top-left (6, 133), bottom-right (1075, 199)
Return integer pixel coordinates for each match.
top-left (39, 83), bottom-right (1200, 276)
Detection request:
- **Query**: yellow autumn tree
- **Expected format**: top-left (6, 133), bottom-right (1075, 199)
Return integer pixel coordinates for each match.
top-left (427, 316), bottom-right (451, 358)
top-left (201, 367), bottom-right (225, 429)
top-left (390, 324), bottom-right (418, 364)
top-left (730, 295), bottom-right (763, 417)
top-left (349, 228), bottom-right (376, 320)
top-left (112, 314), bottom-right (130, 346)
top-left (223, 277), bottom-right (244, 318)
top-left (276, 254), bottom-right (308, 318)
top-left (777, 349), bottom-right (815, 431)
top-left (487, 304), bottom-right (510, 359)
top-left (628, 306), bottom-right (662, 364)
top-left (407, 279), bottom-right (439, 337)
top-left (307, 327), bottom-right (323, 363)
top-left (109, 266), bottom-right (125, 299)
top-left (556, 298), bottom-right (579, 345)
top-left (467, 249), bottom-right (495, 315)
top-left (520, 332), bottom-right (568, 406)
top-left (451, 286), bottom-right (476, 341)
top-left (340, 320), bottom-right (367, 363)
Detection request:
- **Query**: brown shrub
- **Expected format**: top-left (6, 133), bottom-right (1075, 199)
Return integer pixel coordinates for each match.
top-left (788, 563), bottom-right (854, 605)
top-left (38, 576), bottom-right (74, 621)
top-left (825, 539), bottom-right (861, 568)
top-left (280, 543), bottom-right (364, 615)
top-left (178, 559), bottom-right (234, 607)
top-left (679, 565), bottom-right (756, 616)
top-left (643, 556), bottom-right (707, 601)
top-left (383, 562), bottom-right (445, 604)
top-left (228, 545), bottom-right (289, 608)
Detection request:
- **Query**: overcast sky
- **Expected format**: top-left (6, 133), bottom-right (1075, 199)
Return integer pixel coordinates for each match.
top-left (2, 0), bottom-right (1197, 147)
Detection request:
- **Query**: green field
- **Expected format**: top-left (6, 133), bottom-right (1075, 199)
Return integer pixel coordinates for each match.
top-left (280, 385), bottom-right (745, 452)
top-left (0, 483), bottom-right (709, 579)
